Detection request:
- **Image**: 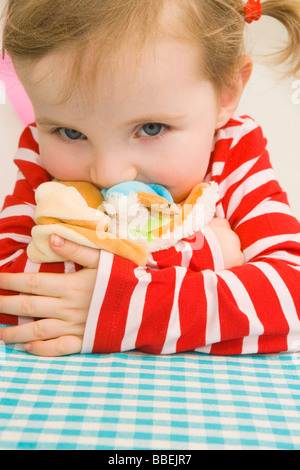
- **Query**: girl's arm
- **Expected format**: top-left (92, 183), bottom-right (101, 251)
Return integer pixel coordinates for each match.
top-left (0, 125), bottom-right (79, 326)
top-left (0, 126), bottom-right (101, 356)
top-left (81, 119), bottom-right (300, 356)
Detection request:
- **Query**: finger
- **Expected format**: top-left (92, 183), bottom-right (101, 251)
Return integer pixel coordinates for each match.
top-left (26, 336), bottom-right (83, 357)
top-left (0, 272), bottom-right (68, 297)
top-left (0, 319), bottom-right (75, 345)
top-left (209, 217), bottom-right (231, 228)
top-left (0, 294), bottom-right (63, 319)
top-left (50, 235), bottom-right (101, 268)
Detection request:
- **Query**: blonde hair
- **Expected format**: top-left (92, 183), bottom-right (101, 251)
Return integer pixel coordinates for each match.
top-left (2, 0), bottom-right (300, 96)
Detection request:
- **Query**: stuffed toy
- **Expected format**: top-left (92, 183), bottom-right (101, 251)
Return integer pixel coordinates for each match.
top-left (27, 180), bottom-right (219, 267)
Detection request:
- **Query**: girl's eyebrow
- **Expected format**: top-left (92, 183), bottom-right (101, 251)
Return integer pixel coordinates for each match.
top-left (36, 118), bottom-right (78, 128)
top-left (36, 113), bottom-right (188, 129)
top-left (125, 113), bottom-right (188, 126)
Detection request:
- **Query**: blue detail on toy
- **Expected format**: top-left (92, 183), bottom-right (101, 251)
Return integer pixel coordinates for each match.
top-left (102, 181), bottom-right (174, 203)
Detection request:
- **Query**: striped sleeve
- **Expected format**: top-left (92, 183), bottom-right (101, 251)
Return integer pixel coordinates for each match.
top-left (81, 226), bottom-right (225, 353)
top-left (0, 125), bottom-right (78, 326)
top-left (82, 116), bottom-right (300, 356)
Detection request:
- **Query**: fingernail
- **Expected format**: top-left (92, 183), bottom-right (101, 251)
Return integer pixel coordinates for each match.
top-left (51, 235), bottom-right (65, 247)
top-left (25, 343), bottom-right (32, 352)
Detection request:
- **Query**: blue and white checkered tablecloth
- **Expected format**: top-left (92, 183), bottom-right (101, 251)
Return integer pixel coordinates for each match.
top-left (0, 340), bottom-right (299, 450)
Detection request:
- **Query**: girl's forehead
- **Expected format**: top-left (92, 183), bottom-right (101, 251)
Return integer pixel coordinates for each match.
top-left (18, 38), bottom-right (204, 109)
top-left (12, 0), bottom-right (210, 108)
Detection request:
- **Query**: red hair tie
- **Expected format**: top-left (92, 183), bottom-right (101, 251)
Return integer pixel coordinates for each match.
top-left (245, 0), bottom-right (262, 24)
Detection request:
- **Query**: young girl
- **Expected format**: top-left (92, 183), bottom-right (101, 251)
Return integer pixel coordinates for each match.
top-left (0, 0), bottom-right (299, 357)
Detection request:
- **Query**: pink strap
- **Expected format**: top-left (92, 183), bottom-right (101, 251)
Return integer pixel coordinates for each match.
top-left (0, 55), bottom-right (34, 126)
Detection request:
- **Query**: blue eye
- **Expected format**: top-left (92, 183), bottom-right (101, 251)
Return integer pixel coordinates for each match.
top-left (59, 128), bottom-right (86, 140)
top-left (138, 123), bottom-right (166, 137)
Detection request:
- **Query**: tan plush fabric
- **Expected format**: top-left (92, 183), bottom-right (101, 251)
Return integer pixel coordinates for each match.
top-left (27, 180), bottom-right (219, 266)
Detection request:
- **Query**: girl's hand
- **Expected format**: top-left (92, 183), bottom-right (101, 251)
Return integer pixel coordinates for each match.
top-left (208, 217), bottom-right (245, 269)
top-left (0, 235), bottom-right (100, 356)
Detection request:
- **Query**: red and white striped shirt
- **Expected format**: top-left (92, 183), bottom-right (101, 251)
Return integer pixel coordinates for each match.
top-left (0, 116), bottom-right (299, 355)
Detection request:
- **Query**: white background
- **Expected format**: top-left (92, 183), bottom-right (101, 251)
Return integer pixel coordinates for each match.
top-left (0, 1), bottom-right (299, 219)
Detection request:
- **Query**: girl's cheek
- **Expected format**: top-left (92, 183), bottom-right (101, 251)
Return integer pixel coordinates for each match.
top-left (39, 148), bottom-right (69, 179)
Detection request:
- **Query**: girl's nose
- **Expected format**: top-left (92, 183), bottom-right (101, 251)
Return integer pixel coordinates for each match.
top-left (89, 159), bottom-right (138, 189)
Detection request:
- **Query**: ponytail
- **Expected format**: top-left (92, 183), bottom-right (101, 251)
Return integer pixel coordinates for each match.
top-left (262, 0), bottom-right (300, 76)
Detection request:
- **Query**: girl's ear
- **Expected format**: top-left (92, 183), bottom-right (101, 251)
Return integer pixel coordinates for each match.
top-left (215, 56), bottom-right (253, 129)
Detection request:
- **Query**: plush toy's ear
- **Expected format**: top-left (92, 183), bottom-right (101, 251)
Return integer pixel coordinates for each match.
top-left (35, 181), bottom-right (108, 231)
top-left (53, 180), bottom-right (104, 209)
top-left (137, 192), bottom-right (181, 217)
top-left (147, 182), bottom-right (219, 252)
top-left (150, 183), bottom-right (210, 240)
